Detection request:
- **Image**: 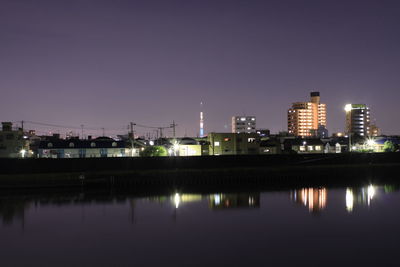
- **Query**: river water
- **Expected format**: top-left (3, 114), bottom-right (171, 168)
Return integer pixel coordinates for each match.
top-left (1, 184), bottom-right (399, 266)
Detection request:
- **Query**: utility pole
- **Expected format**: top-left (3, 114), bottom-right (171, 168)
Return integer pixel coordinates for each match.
top-left (21, 120), bottom-right (24, 131)
top-left (349, 133), bottom-right (352, 152)
top-left (130, 122), bottom-right (136, 139)
top-left (170, 120), bottom-right (177, 138)
top-left (129, 122), bottom-right (136, 157)
top-left (158, 127), bottom-right (163, 139)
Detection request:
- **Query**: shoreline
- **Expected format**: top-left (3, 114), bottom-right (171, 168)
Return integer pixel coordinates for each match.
top-left (0, 160), bottom-right (399, 189)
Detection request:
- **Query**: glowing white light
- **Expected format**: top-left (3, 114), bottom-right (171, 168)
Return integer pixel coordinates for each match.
top-left (366, 138), bottom-right (375, 147)
top-left (367, 185), bottom-right (375, 206)
top-left (149, 140), bottom-right (154, 146)
top-left (173, 144), bottom-right (179, 151)
top-left (249, 197), bottom-right (254, 205)
top-left (214, 194), bottom-right (221, 205)
top-left (174, 193), bottom-right (180, 209)
top-left (346, 188), bottom-right (354, 212)
top-left (20, 149), bottom-right (26, 158)
top-left (344, 104), bottom-right (352, 112)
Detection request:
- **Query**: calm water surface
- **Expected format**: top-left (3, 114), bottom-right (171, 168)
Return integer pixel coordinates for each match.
top-left (1, 184), bottom-right (400, 266)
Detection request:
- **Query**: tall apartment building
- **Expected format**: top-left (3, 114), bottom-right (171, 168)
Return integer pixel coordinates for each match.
top-left (287, 92), bottom-right (327, 137)
top-left (344, 104), bottom-right (370, 137)
top-left (231, 116), bottom-right (256, 134)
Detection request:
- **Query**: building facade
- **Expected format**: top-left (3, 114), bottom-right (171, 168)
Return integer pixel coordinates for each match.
top-left (283, 138), bottom-right (325, 154)
top-left (231, 116), bottom-right (256, 134)
top-left (344, 104), bottom-right (370, 137)
top-left (288, 92), bottom-right (327, 137)
top-left (208, 132), bottom-right (259, 155)
top-left (0, 122), bottom-right (30, 158)
top-left (38, 137), bottom-right (130, 158)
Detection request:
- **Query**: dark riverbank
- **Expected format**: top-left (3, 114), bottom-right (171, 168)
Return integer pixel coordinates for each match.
top-left (0, 153), bottom-right (399, 189)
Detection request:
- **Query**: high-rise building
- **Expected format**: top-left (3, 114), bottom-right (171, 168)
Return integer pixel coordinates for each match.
top-left (344, 104), bottom-right (370, 137)
top-left (287, 92), bottom-right (327, 137)
top-left (231, 116), bottom-right (256, 134)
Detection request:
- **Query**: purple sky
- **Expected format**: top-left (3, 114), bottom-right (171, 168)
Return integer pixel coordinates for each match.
top-left (1, 0), bottom-right (400, 137)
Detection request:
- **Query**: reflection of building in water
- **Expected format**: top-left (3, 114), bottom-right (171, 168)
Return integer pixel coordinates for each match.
top-left (172, 194), bottom-right (203, 209)
top-left (290, 188), bottom-right (327, 213)
top-left (209, 193), bottom-right (260, 210)
top-left (0, 198), bottom-right (30, 226)
top-left (345, 185), bottom-right (376, 213)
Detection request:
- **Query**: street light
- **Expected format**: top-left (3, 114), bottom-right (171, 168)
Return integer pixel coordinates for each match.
top-left (366, 138), bottom-right (375, 147)
top-left (366, 138), bottom-right (376, 152)
top-left (20, 149), bottom-right (26, 158)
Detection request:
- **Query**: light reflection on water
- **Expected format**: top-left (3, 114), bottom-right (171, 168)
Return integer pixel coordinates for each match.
top-left (1, 184), bottom-right (400, 266)
top-left (0, 184), bottom-right (398, 226)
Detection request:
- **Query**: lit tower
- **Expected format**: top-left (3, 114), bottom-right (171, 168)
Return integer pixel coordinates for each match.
top-left (344, 104), bottom-right (370, 137)
top-left (200, 102), bottom-right (204, 137)
top-left (288, 91), bottom-right (327, 137)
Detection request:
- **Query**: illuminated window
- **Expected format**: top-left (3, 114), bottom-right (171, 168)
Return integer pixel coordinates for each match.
top-left (223, 138), bottom-right (230, 142)
top-left (300, 146), bottom-right (305, 151)
top-left (308, 146), bottom-right (314, 151)
top-left (315, 146), bottom-right (321, 151)
top-left (214, 141), bottom-right (220, 147)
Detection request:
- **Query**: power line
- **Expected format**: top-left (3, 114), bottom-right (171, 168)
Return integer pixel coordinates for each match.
top-left (23, 121), bottom-right (98, 130)
top-left (12, 120), bottom-right (176, 138)
top-left (134, 123), bottom-right (171, 129)
top-left (21, 120), bottom-right (126, 132)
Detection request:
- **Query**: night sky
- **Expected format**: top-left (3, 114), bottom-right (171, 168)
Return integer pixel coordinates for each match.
top-left (1, 0), bottom-right (400, 137)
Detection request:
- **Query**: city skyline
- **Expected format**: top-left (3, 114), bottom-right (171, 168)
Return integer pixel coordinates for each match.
top-left (4, 95), bottom-right (378, 139)
top-left (1, 0), bottom-right (400, 136)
